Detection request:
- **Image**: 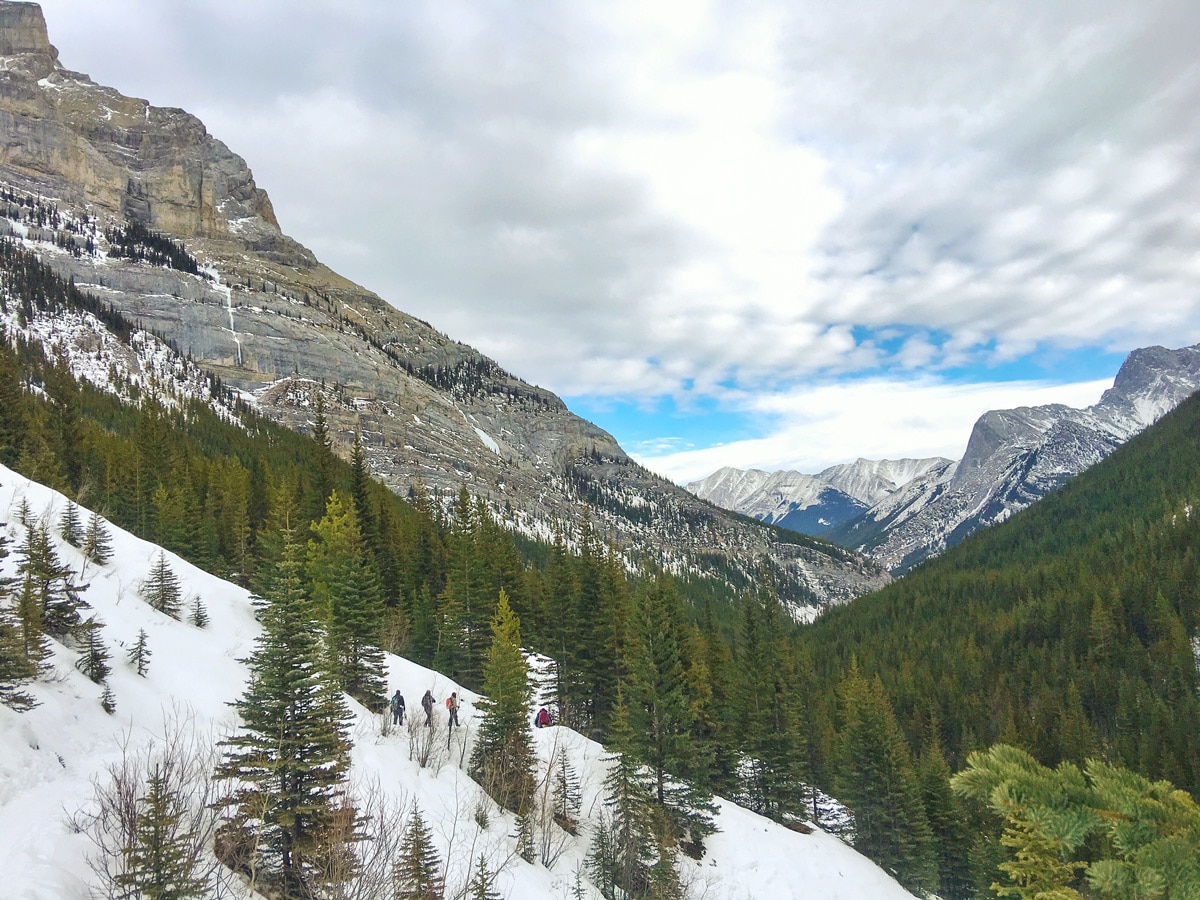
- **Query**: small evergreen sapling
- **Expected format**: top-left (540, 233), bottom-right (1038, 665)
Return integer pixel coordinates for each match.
top-left (128, 628), bottom-right (151, 677)
top-left (100, 683), bottom-right (116, 714)
top-left (140, 551), bottom-right (182, 618)
top-left (59, 501), bottom-right (82, 547)
top-left (188, 595), bottom-right (209, 629)
top-left (75, 617), bottom-right (112, 683)
top-left (82, 511), bottom-right (113, 565)
top-left (393, 807), bottom-right (444, 900)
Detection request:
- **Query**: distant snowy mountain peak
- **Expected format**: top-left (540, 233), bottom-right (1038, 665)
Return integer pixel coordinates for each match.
top-left (829, 344), bottom-right (1200, 571)
top-left (0, 462), bottom-right (917, 900)
top-left (691, 345), bottom-right (1200, 573)
top-left (687, 457), bottom-right (949, 537)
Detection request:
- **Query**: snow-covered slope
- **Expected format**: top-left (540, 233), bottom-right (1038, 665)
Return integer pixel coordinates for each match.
top-left (0, 463), bottom-right (916, 899)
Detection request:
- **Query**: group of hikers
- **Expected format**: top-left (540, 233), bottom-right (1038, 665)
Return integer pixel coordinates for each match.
top-left (388, 688), bottom-right (554, 731)
top-left (389, 688), bottom-right (460, 728)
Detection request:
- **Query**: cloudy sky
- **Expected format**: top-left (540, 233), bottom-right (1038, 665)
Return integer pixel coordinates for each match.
top-left (34, 0), bottom-right (1200, 483)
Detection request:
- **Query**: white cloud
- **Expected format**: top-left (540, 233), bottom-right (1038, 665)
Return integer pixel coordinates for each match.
top-left (635, 376), bottom-right (1112, 484)
top-left (31, 0), bottom-right (1200, 462)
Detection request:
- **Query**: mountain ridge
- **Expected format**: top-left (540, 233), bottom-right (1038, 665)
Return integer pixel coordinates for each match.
top-left (0, 1), bottom-right (888, 610)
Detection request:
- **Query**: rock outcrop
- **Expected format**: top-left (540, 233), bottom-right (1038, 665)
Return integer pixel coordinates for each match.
top-left (0, 2), bottom-right (889, 610)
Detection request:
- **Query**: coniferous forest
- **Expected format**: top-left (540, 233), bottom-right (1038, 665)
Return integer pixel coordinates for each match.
top-left (2, 235), bottom-right (1200, 898)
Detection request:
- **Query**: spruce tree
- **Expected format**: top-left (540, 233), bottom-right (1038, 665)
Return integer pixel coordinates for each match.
top-left (82, 510), bottom-right (113, 565)
top-left (18, 522), bottom-right (88, 638)
top-left (469, 590), bottom-right (536, 814)
top-left (621, 577), bottom-right (715, 852)
top-left (128, 628), bottom-right (151, 677)
top-left (114, 761), bottom-right (207, 900)
top-left (0, 535), bottom-right (37, 710)
top-left (215, 523), bottom-right (358, 898)
top-left (59, 501), bottom-right (82, 547)
top-left (597, 698), bottom-right (657, 898)
top-left (100, 682), bottom-right (116, 714)
top-left (187, 595), bottom-right (209, 629)
top-left (394, 807), bottom-right (444, 900)
top-left (466, 854), bottom-right (502, 900)
top-left (837, 666), bottom-right (937, 896)
top-left (307, 490), bottom-right (386, 710)
top-left (140, 551), bottom-right (183, 618)
top-left (75, 616), bottom-right (112, 684)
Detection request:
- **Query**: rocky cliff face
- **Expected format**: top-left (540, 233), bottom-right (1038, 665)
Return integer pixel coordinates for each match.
top-left (826, 345), bottom-right (1200, 570)
top-left (0, 2), bottom-right (889, 610)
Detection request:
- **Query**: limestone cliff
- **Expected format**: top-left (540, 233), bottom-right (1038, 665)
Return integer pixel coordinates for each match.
top-left (0, 1), bottom-right (888, 609)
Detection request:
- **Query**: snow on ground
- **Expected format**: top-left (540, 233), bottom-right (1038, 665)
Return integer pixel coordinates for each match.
top-left (0, 462), bottom-right (916, 899)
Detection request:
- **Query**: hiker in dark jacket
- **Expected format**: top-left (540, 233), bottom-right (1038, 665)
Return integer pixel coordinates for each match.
top-left (390, 690), bottom-right (405, 726)
top-left (421, 689), bottom-right (434, 727)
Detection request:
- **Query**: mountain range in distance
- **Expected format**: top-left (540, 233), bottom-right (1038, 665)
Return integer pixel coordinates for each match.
top-left (690, 343), bottom-right (1200, 572)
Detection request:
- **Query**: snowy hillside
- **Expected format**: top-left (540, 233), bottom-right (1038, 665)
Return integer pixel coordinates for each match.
top-left (0, 463), bottom-right (916, 899)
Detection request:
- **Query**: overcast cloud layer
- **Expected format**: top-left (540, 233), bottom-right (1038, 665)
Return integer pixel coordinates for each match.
top-left (34, 1), bottom-right (1200, 479)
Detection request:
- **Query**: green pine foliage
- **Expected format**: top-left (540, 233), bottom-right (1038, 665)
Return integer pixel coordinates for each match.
top-left (140, 551), bottom-right (183, 618)
top-left (394, 807), bottom-right (444, 900)
top-left (621, 577), bottom-right (716, 853)
top-left (953, 743), bottom-right (1200, 900)
top-left (307, 490), bottom-right (386, 710)
top-left (837, 665), bottom-right (937, 896)
top-left (17, 521), bottom-right (88, 638)
top-left (100, 682), bottom-right (116, 714)
top-left (214, 524), bottom-right (359, 898)
top-left (469, 590), bottom-right (536, 814)
top-left (804, 390), bottom-right (1200, 801)
top-left (466, 854), bottom-right (502, 900)
top-left (59, 500), bottom-right (82, 547)
top-left (82, 510), bottom-right (113, 566)
top-left (187, 594), bottom-right (209, 629)
top-left (0, 534), bottom-right (38, 710)
top-left (128, 627), bottom-right (151, 677)
top-left (74, 616), bottom-right (112, 684)
top-left (114, 762), bottom-right (207, 900)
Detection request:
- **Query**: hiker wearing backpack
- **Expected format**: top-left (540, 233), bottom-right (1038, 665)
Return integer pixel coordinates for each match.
top-left (390, 690), bottom-right (405, 726)
top-left (446, 691), bottom-right (460, 728)
top-left (421, 689), bottom-right (434, 727)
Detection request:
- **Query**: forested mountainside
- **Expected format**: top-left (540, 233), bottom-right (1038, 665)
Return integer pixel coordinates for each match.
top-left (824, 344), bottom-right (1200, 570)
top-left (804, 388), bottom-right (1200, 793)
top-left (0, 2), bottom-right (885, 613)
top-left (0, 231), bottom-right (921, 898)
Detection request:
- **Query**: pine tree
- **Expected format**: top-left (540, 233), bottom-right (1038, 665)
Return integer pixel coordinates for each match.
top-left (75, 616), bottom-right (112, 683)
top-left (621, 577), bottom-right (715, 852)
top-left (215, 523), bottom-right (358, 898)
top-left (394, 807), bottom-right (444, 900)
top-left (114, 761), bottom-right (207, 900)
top-left (128, 628), bottom-right (151, 677)
top-left (0, 535), bottom-right (37, 711)
top-left (837, 666), bottom-right (937, 896)
top-left (917, 735), bottom-right (974, 900)
top-left (597, 698), bottom-right (657, 898)
top-left (469, 590), bottom-right (536, 813)
top-left (100, 682), bottom-right (116, 714)
top-left (58, 501), bottom-right (82, 547)
top-left (188, 594), bottom-right (209, 629)
top-left (82, 510), bottom-right (113, 565)
top-left (140, 551), bottom-right (183, 618)
top-left (307, 490), bottom-right (386, 710)
top-left (18, 522), bottom-right (88, 637)
top-left (467, 854), bottom-right (503, 900)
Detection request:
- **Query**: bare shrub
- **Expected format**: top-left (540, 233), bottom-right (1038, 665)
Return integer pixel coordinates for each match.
top-left (72, 707), bottom-right (234, 898)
